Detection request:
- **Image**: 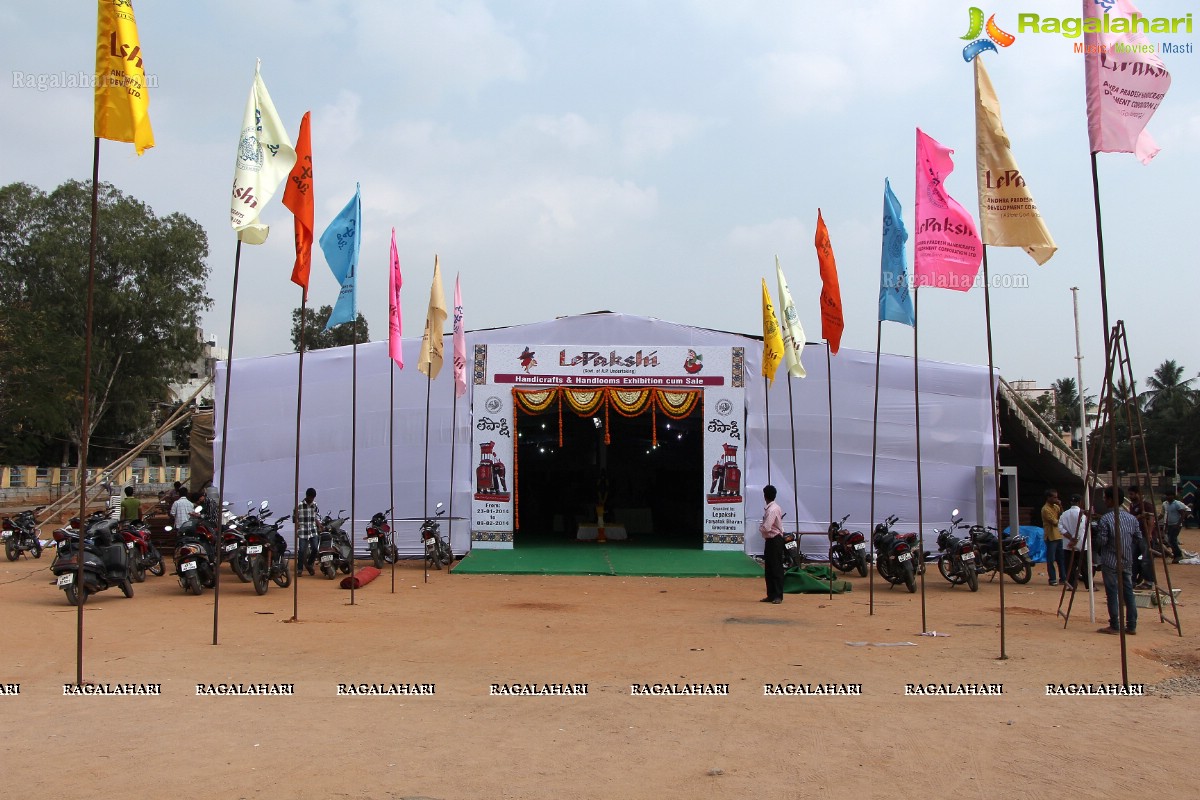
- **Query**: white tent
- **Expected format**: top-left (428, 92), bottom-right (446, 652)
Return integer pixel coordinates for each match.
top-left (214, 313), bottom-right (995, 558)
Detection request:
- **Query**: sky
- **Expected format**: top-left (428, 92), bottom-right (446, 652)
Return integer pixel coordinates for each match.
top-left (2, 0), bottom-right (1197, 396)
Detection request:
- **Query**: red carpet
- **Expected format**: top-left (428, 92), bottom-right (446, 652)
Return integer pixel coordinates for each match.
top-left (340, 566), bottom-right (380, 589)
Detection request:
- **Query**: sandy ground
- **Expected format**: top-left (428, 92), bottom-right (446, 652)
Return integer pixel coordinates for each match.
top-left (1, 534), bottom-right (1198, 800)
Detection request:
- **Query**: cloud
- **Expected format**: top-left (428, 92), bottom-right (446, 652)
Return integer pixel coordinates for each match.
top-left (620, 111), bottom-right (707, 160)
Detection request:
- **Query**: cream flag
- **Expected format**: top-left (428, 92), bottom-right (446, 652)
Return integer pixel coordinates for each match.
top-left (230, 61), bottom-right (296, 245)
top-left (775, 256), bottom-right (806, 379)
top-left (974, 57), bottom-right (1056, 266)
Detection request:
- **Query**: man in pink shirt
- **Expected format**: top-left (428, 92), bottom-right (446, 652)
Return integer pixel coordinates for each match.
top-left (760, 484), bottom-right (785, 604)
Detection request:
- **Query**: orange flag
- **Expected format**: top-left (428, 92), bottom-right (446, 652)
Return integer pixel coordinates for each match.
top-left (283, 112), bottom-right (314, 297)
top-left (815, 209), bottom-right (844, 354)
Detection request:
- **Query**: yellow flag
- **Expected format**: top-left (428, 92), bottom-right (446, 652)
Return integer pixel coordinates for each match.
top-left (94, 0), bottom-right (154, 154)
top-left (974, 57), bottom-right (1056, 266)
top-left (761, 278), bottom-right (783, 385)
top-left (417, 256), bottom-right (448, 379)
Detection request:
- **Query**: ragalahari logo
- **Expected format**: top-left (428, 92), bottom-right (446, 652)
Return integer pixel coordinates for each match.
top-left (961, 7), bottom-right (1016, 61)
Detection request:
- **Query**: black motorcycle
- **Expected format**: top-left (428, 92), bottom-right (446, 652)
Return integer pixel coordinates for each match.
top-left (935, 509), bottom-right (979, 592)
top-left (872, 514), bottom-right (923, 593)
top-left (50, 511), bottom-right (134, 605)
top-left (169, 508), bottom-right (218, 595)
top-left (828, 514), bottom-right (868, 577)
top-left (242, 512), bottom-right (292, 594)
top-left (317, 510), bottom-right (353, 579)
top-left (3, 506), bottom-right (45, 560)
top-left (421, 503), bottom-right (453, 570)
top-left (366, 508), bottom-right (397, 569)
top-left (969, 523), bottom-right (1033, 584)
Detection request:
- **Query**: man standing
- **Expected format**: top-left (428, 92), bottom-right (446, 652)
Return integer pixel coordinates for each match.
top-left (1058, 493), bottom-right (1087, 587)
top-left (759, 485), bottom-right (785, 604)
top-left (1042, 489), bottom-right (1064, 586)
top-left (1127, 485), bottom-right (1157, 590)
top-left (119, 486), bottom-right (142, 522)
top-left (170, 490), bottom-right (195, 529)
top-left (294, 487), bottom-right (320, 577)
top-left (1095, 487), bottom-right (1141, 636)
top-left (1162, 488), bottom-right (1191, 564)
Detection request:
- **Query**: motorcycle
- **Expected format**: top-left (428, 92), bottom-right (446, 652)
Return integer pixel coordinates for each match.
top-left (168, 507), bottom-right (219, 595)
top-left (969, 523), bottom-right (1033, 584)
top-left (935, 509), bottom-right (979, 592)
top-left (117, 518), bottom-right (165, 582)
top-left (828, 513), bottom-right (868, 577)
top-left (421, 503), bottom-right (454, 570)
top-left (366, 508), bottom-right (397, 569)
top-left (317, 510), bottom-right (353, 579)
top-left (872, 514), bottom-right (923, 593)
top-left (50, 510), bottom-right (134, 605)
top-left (780, 529), bottom-right (803, 571)
top-left (241, 512), bottom-right (292, 594)
top-left (3, 505), bottom-right (46, 560)
top-left (223, 501), bottom-right (269, 583)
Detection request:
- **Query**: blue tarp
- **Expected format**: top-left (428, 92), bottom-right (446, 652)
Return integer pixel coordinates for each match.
top-left (1002, 525), bottom-right (1046, 563)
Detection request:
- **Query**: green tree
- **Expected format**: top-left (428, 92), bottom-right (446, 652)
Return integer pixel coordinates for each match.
top-left (1051, 377), bottom-right (1096, 434)
top-left (290, 305), bottom-right (369, 351)
top-left (1140, 359), bottom-right (1197, 473)
top-left (0, 180), bottom-right (211, 465)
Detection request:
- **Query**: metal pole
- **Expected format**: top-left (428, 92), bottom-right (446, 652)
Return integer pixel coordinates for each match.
top-left (913, 288), bottom-right (927, 633)
top-left (786, 377), bottom-right (800, 556)
top-left (981, 247), bottom-right (1007, 657)
top-left (349, 323), bottom-right (358, 605)
top-left (423, 370), bottom-right (432, 584)
top-left (868, 321), bottom-right (882, 615)
top-left (389, 360), bottom-right (396, 594)
top-left (763, 375), bottom-right (772, 486)
top-left (826, 342), bottom-right (834, 599)
top-left (213, 238), bottom-right (244, 646)
top-left (291, 291), bottom-right (307, 621)
top-left (1071, 286), bottom-right (1095, 622)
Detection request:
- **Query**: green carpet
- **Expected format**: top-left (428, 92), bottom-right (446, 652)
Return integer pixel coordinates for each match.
top-left (452, 542), bottom-right (762, 577)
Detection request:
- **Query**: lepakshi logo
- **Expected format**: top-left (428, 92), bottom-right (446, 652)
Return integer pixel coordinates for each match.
top-left (961, 7), bottom-right (1016, 62)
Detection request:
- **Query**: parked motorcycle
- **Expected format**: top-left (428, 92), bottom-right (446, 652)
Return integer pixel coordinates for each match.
top-left (3, 505), bottom-right (46, 560)
top-left (872, 514), bottom-right (923, 593)
top-left (366, 508), bottom-right (397, 569)
top-left (969, 523), bottom-right (1033, 584)
top-left (117, 518), bottom-right (165, 582)
top-left (50, 510), bottom-right (134, 605)
top-left (935, 509), bottom-right (979, 592)
top-left (780, 529), bottom-right (803, 571)
top-left (242, 512), bottom-right (292, 594)
top-left (168, 507), bottom-right (219, 595)
top-left (317, 510), bottom-right (353, 579)
top-left (421, 503), bottom-right (454, 570)
top-left (828, 514), bottom-right (868, 577)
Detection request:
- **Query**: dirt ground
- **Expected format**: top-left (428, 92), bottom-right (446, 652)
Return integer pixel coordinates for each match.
top-left (1, 533), bottom-right (1198, 800)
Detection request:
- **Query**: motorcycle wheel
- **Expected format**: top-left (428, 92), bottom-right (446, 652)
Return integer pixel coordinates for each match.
top-left (185, 573), bottom-right (203, 595)
top-left (370, 544), bottom-right (384, 570)
top-left (33, 539), bottom-right (43, 559)
top-left (440, 543), bottom-right (453, 566)
top-left (855, 552), bottom-right (868, 578)
top-left (121, 578), bottom-right (134, 598)
top-left (4, 539), bottom-right (17, 561)
top-left (340, 560), bottom-right (351, 575)
top-left (321, 561), bottom-right (335, 579)
top-left (902, 560), bottom-right (917, 593)
top-left (64, 584), bottom-right (89, 606)
top-left (1007, 559), bottom-right (1032, 585)
top-left (272, 562), bottom-right (291, 588)
top-left (965, 564), bottom-right (979, 592)
top-left (387, 543), bottom-right (398, 564)
top-left (250, 557), bottom-right (268, 595)
top-left (937, 554), bottom-right (960, 585)
top-left (232, 557), bottom-right (251, 583)
top-left (131, 560), bottom-right (146, 583)
top-left (149, 550), bottom-right (165, 577)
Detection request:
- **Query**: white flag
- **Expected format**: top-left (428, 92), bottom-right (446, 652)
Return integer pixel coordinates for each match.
top-left (229, 61), bottom-right (296, 245)
top-left (775, 256), bottom-right (806, 379)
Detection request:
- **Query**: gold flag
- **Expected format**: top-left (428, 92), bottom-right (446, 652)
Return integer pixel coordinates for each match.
top-left (760, 278), bottom-right (783, 386)
top-left (94, 0), bottom-right (154, 154)
top-left (974, 57), bottom-right (1055, 265)
top-left (417, 256), bottom-right (448, 379)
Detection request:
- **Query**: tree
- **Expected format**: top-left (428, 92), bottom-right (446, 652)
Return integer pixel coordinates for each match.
top-left (1140, 359), bottom-right (1196, 418)
top-left (290, 305), bottom-right (369, 351)
top-left (1051, 377), bottom-right (1096, 435)
top-left (0, 180), bottom-right (211, 465)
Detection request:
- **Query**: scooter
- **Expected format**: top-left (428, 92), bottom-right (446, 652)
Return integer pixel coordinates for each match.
top-left (168, 507), bottom-right (218, 595)
top-left (828, 514), bottom-right (868, 577)
top-left (935, 509), bottom-right (979, 592)
top-left (317, 510), bottom-right (353, 579)
top-left (421, 503), bottom-right (453, 570)
top-left (872, 514), bottom-right (923, 593)
top-left (3, 505), bottom-right (46, 560)
top-left (366, 508), bottom-right (397, 569)
top-left (50, 511), bottom-right (134, 605)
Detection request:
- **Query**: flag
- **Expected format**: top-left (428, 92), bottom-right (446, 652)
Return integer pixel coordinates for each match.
top-left (283, 111), bottom-right (314, 296)
top-left (388, 228), bottom-right (403, 368)
top-left (879, 179), bottom-right (915, 327)
top-left (1084, 0), bottom-right (1171, 164)
top-left (417, 256), bottom-right (448, 379)
top-left (913, 128), bottom-right (982, 292)
top-left (775, 257), bottom-right (807, 378)
top-left (453, 274), bottom-right (467, 397)
top-left (760, 278), bottom-right (784, 385)
top-left (814, 209), bottom-right (844, 354)
top-left (319, 184), bottom-right (361, 331)
top-left (230, 61), bottom-right (296, 245)
top-left (94, 0), bottom-right (154, 154)
top-left (974, 59), bottom-right (1056, 266)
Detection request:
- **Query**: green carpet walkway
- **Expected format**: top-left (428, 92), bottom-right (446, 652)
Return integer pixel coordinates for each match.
top-left (452, 542), bottom-right (763, 578)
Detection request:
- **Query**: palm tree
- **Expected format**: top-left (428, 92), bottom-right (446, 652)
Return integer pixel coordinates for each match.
top-left (1051, 377), bottom-right (1096, 433)
top-left (1141, 359), bottom-right (1197, 418)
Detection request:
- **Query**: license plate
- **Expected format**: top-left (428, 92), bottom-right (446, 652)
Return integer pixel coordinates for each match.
top-left (57, 573), bottom-right (74, 586)
top-left (321, 554), bottom-right (333, 562)
top-left (365, 536), bottom-right (378, 544)
top-left (126, 542), bottom-right (135, 549)
top-left (225, 543), bottom-right (238, 551)
top-left (246, 545), bottom-right (263, 554)
top-left (180, 561), bottom-right (197, 572)
top-left (961, 552), bottom-right (975, 560)
top-left (1018, 547), bottom-right (1029, 556)
top-left (854, 542), bottom-right (866, 550)
top-left (1, 531), bottom-right (10, 538)
top-left (785, 541), bottom-right (797, 549)
top-left (897, 552), bottom-right (912, 562)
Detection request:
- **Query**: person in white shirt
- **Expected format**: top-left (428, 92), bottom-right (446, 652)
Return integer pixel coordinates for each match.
top-left (1162, 488), bottom-right (1191, 563)
top-left (171, 491), bottom-right (195, 529)
top-left (1058, 494), bottom-right (1088, 587)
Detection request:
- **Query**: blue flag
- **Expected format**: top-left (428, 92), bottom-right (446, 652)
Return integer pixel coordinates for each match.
top-left (879, 178), bottom-right (915, 327)
top-left (320, 183), bottom-right (361, 330)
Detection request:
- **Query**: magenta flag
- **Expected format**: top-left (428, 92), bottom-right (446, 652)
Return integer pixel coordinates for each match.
top-left (388, 228), bottom-right (403, 368)
top-left (913, 128), bottom-right (982, 292)
top-left (1084, 0), bottom-right (1171, 164)
top-left (452, 274), bottom-right (467, 398)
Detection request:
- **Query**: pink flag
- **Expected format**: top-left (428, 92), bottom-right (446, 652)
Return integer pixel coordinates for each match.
top-left (452, 274), bottom-right (467, 398)
top-left (913, 128), bottom-right (982, 292)
top-left (1084, 0), bottom-right (1171, 164)
top-left (388, 228), bottom-right (403, 368)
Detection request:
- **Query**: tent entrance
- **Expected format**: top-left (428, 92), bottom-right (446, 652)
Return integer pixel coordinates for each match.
top-left (512, 387), bottom-right (703, 548)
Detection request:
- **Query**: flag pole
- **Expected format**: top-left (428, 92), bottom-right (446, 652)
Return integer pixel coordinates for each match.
top-left (913, 287), bottom-right (927, 633)
top-left (389, 359), bottom-right (397, 594)
top-left (291, 290), bottom-right (307, 621)
top-left (213, 238), bottom-right (244, 646)
top-left (448, 377), bottom-right (459, 574)
top-left (75, 137), bottom-right (102, 685)
top-left (786, 377), bottom-right (800, 563)
top-left (980, 246), bottom-right (1008, 658)
top-left (1070, 286), bottom-right (1095, 622)
top-left (423, 367), bottom-right (432, 584)
top-left (826, 342), bottom-right (834, 599)
top-left (868, 321), bottom-right (882, 615)
top-left (349, 320), bottom-right (358, 605)
top-left (763, 375), bottom-right (772, 486)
